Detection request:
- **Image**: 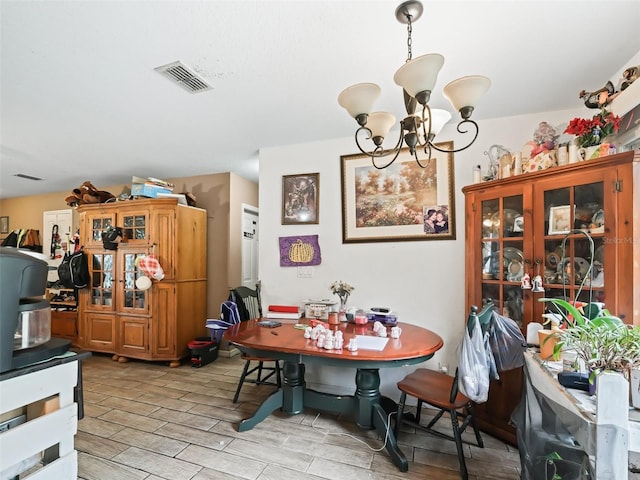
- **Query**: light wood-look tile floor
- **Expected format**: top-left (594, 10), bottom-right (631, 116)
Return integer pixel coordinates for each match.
top-left (77, 353), bottom-right (521, 480)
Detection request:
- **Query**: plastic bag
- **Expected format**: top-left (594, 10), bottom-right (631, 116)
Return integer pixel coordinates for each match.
top-left (488, 311), bottom-right (526, 372)
top-left (484, 330), bottom-right (499, 381)
top-left (458, 315), bottom-right (490, 403)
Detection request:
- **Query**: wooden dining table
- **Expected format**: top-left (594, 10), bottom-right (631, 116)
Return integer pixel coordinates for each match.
top-left (224, 318), bottom-right (443, 471)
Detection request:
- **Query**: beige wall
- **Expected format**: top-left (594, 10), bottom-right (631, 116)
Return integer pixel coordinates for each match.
top-left (169, 171), bottom-right (233, 316)
top-left (0, 173), bottom-right (258, 318)
top-left (0, 192), bottom-right (77, 242)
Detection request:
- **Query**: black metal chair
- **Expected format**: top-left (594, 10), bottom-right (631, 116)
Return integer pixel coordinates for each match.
top-left (229, 283), bottom-right (282, 403)
top-left (394, 302), bottom-right (494, 480)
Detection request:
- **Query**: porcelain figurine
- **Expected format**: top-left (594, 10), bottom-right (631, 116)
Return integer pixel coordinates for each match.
top-left (304, 326), bottom-right (312, 339)
top-left (324, 337), bottom-right (334, 350)
top-left (532, 275), bottom-right (545, 293)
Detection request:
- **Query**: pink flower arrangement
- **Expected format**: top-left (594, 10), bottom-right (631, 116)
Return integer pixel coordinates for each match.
top-left (564, 109), bottom-right (620, 148)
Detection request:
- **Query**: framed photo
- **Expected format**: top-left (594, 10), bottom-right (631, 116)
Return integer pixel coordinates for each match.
top-left (340, 142), bottom-right (455, 243)
top-left (0, 216), bottom-right (8, 234)
top-left (282, 173), bottom-right (319, 225)
top-left (548, 205), bottom-right (572, 235)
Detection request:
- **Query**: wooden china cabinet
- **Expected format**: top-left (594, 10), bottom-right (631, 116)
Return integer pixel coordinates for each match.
top-left (76, 197), bottom-right (207, 367)
top-left (462, 149), bottom-right (640, 444)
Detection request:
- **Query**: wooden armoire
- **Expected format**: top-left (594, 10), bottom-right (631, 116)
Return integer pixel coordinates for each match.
top-left (76, 197), bottom-right (207, 367)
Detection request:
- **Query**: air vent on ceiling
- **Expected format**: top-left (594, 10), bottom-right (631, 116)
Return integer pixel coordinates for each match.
top-left (14, 173), bottom-right (43, 181)
top-left (154, 61), bottom-right (212, 93)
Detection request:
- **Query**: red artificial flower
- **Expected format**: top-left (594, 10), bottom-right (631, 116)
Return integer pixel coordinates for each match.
top-left (564, 109), bottom-right (621, 148)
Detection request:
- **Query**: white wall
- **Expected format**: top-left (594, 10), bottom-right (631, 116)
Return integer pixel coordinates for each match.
top-left (258, 106), bottom-right (586, 399)
top-left (257, 46), bottom-right (640, 398)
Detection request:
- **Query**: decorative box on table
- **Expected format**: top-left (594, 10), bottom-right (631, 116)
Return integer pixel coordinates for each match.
top-left (365, 311), bottom-right (398, 326)
top-left (304, 299), bottom-right (338, 320)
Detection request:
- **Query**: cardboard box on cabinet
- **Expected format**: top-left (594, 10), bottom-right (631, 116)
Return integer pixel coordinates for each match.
top-left (131, 183), bottom-right (172, 198)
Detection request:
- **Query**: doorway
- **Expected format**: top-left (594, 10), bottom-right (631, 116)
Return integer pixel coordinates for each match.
top-left (241, 204), bottom-right (259, 288)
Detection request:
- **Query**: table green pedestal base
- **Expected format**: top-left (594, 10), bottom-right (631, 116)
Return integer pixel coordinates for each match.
top-left (238, 361), bottom-right (408, 472)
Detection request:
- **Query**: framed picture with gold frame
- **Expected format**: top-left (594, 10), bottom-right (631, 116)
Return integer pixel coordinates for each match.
top-left (340, 142), bottom-right (455, 243)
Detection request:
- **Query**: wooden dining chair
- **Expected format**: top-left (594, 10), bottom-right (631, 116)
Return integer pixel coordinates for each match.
top-left (229, 283), bottom-right (282, 403)
top-left (394, 302), bottom-right (495, 480)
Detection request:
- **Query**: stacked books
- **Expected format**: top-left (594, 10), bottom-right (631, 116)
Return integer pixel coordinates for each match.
top-left (265, 305), bottom-right (302, 319)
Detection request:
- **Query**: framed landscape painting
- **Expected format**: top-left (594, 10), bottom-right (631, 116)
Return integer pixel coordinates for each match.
top-left (340, 142), bottom-right (455, 243)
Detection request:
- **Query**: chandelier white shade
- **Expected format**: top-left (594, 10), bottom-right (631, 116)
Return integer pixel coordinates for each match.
top-left (424, 109), bottom-right (452, 136)
top-left (367, 112), bottom-right (397, 141)
top-left (393, 53), bottom-right (444, 99)
top-left (337, 83), bottom-right (381, 120)
top-left (338, 0), bottom-right (490, 169)
top-left (443, 76), bottom-right (491, 117)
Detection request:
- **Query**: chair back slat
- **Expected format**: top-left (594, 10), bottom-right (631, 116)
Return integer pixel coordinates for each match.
top-left (243, 295), bottom-right (261, 320)
top-left (229, 284), bottom-right (262, 321)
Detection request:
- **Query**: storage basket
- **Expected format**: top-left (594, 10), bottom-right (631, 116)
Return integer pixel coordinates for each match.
top-left (188, 337), bottom-right (219, 367)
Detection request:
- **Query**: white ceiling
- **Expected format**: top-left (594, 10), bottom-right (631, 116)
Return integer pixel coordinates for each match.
top-left (2, 0), bottom-right (639, 199)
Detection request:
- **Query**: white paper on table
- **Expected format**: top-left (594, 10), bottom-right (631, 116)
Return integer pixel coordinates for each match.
top-left (355, 335), bottom-right (389, 351)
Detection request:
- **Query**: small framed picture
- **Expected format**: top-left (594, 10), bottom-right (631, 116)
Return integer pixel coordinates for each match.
top-left (282, 173), bottom-right (319, 225)
top-left (513, 215), bottom-right (524, 233)
top-left (548, 205), bottom-right (572, 235)
top-left (0, 216), bottom-right (8, 234)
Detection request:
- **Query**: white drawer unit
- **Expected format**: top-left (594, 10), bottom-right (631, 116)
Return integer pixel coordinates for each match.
top-left (0, 359), bottom-right (82, 480)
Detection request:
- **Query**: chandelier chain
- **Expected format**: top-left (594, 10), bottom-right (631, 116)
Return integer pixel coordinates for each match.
top-left (406, 14), bottom-right (412, 61)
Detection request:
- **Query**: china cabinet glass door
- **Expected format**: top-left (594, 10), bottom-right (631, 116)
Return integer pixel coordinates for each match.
top-left (536, 177), bottom-right (608, 311)
top-left (479, 190), bottom-right (529, 327)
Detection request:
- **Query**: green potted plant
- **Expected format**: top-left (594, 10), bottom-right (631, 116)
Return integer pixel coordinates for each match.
top-left (539, 298), bottom-right (640, 388)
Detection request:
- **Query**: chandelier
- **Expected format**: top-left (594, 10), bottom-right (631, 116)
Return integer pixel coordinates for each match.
top-left (337, 0), bottom-right (490, 169)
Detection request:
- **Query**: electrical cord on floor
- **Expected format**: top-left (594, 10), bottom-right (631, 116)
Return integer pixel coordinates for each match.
top-left (310, 411), bottom-right (395, 452)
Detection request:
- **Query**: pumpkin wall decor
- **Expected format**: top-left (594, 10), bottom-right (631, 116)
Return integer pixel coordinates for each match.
top-left (279, 235), bottom-right (321, 266)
